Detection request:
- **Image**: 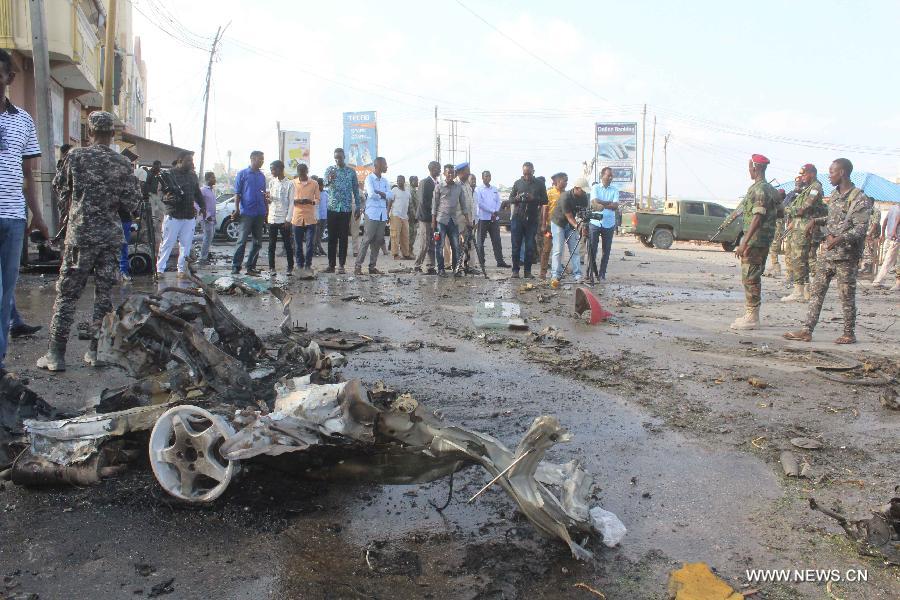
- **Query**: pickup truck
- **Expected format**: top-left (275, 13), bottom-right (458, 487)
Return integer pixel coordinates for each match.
top-left (630, 199), bottom-right (742, 251)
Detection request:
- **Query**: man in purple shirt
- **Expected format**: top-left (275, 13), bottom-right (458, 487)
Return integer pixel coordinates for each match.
top-left (198, 171), bottom-right (217, 265)
top-left (231, 151), bottom-right (268, 275)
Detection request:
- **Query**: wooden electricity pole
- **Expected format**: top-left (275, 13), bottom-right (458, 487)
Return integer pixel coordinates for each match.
top-left (663, 133), bottom-right (670, 203)
top-left (647, 116), bottom-right (657, 209)
top-left (639, 104), bottom-right (647, 209)
top-left (198, 24), bottom-right (227, 181)
top-left (28, 0), bottom-right (58, 233)
top-left (101, 0), bottom-right (117, 112)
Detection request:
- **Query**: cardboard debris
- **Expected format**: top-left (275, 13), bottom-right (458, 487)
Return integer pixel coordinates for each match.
top-left (667, 562), bottom-right (743, 600)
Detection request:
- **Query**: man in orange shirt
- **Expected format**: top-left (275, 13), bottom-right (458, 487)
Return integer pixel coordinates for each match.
top-left (292, 163), bottom-right (320, 271)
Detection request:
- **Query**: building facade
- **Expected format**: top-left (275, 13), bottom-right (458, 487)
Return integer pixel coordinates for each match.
top-left (0, 0), bottom-right (147, 155)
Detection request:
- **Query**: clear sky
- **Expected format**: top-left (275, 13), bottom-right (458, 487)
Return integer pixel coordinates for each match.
top-left (135, 0), bottom-right (900, 203)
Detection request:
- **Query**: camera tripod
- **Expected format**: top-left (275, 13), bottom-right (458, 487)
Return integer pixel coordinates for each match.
top-left (557, 217), bottom-right (598, 285)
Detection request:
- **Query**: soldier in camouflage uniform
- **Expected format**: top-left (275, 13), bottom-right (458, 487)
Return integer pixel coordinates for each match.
top-left (784, 159), bottom-right (872, 344)
top-left (36, 111), bottom-right (142, 372)
top-left (859, 209), bottom-right (882, 275)
top-left (722, 154), bottom-right (781, 330)
top-left (768, 214), bottom-right (785, 278)
top-left (781, 164), bottom-right (825, 303)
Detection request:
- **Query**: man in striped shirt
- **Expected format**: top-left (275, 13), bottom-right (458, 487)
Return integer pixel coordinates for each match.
top-left (0, 49), bottom-right (49, 373)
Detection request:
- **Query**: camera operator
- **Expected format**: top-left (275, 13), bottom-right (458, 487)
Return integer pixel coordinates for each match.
top-left (155, 151), bottom-right (204, 278)
top-left (549, 177), bottom-right (591, 286)
top-left (507, 161), bottom-right (547, 278)
top-left (143, 160), bottom-right (165, 246)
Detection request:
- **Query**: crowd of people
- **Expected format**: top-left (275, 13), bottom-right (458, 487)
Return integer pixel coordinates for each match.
top-left (0, 41), bottom-right (897, 376)
top-left (222, 147), bottom-right (624, 282)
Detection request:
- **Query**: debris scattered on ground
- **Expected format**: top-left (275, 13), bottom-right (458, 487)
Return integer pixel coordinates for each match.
top-left (790, 437), bottom-right (823, 450)
top-left (574, 287), bottom-right (612, 325)
top-left (809, 495), bottom-right (900, 566)
top-left (667, 562), bottom-right (743, 600)
top-left (365, 541), bottom-right (422, 576)
top-left (474, 301), bottom-right (526, 330)
top-left (3, 271), bottom-right (621, 561)
top-left (341, 295), bottom-right (360, 302)
top-left (573, 582), bottom-right (606, 598)
top-left (747, 378), bottom-right (767, 389)
top-left (880, 388), bottom-right (899, 410)
top-left (202, 274), bottom-right (273, 296)
top-left (779, 451), bottom-right (805, 477)
top-left (623, 250), bottom-right (635, 257)
top-left (147, 577), bottom-right (175, 598)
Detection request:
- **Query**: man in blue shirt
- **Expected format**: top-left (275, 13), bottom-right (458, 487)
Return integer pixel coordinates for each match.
top-left (231, 151), bottom-right (268, 275)
top-left (354, 157), bottom-right (393, 275)
top-left (589, 167), bottom-right (621, 281)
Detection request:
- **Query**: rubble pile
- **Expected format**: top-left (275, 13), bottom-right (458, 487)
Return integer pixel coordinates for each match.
top-left (0, 275), bottom-right (624, 559)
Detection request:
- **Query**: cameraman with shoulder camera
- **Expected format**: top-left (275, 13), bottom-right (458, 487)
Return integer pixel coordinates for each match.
top-left (549, 177), bottom-right (590, 287)
top-left (507, 161), bottom-right (547, 278)
top-left (155, 151), bottom-right (204, 278)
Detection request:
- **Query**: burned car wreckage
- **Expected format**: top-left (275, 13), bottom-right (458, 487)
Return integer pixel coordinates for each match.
top-left (0, 276), bottom-right (625, 559)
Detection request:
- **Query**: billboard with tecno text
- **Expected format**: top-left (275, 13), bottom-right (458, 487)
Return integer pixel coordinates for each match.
top-left (343, 111), bottom-right (378, 184)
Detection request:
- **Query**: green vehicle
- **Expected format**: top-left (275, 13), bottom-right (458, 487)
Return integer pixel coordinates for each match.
top-left (631, 199), bottom-right (743, 251)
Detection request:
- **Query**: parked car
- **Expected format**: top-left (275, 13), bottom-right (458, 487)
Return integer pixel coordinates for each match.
top-left (631, 199), bottom-right (742, 251)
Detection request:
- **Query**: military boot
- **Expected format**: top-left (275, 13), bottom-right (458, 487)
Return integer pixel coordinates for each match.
top-left (770, 262), bottom-right (782, 278)
top-left (730, 306), bottom-right (760, 330)
top-left (803, 284), bottom-right (812, 301)
top-left (780, 284), bottom-right (806, 303)
top-left (83, 340), bottom-right (103, 367)
top-left (36, 343), bottom-right (67, 372)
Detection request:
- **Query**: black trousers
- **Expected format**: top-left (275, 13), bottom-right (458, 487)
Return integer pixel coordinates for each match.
top-left (477, 219), bottom-right (505, 266)
top-left (327, 210), bottom-right (352, 267)
top-left (268, 223), bottom-right (294, 270)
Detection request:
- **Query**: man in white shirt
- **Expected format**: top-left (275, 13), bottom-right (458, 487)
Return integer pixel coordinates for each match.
top-left (354, 157), bottom-right (393, 275)
top-left (474, 170), bottom-right (509, 268)
top-left (267, 159), bottom-right (294, 275)
top-left (872, 203), bottom-right (899, 290)
top-left (0, 49), bottom-right (48, 373)
top-left (389, 175), bottom-right (413, 259)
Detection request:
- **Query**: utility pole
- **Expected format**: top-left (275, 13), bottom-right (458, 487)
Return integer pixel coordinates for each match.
top-left (101, 0), bottom-right (117, 112)
top-left (198, 24), bottom-right (228, 182)
top-left (28, 0), bottom-right (58, 233)
top-left (647, 116), bottom-right (657, 209)
top-left (276, 120), bottom-right (282, 163)
top-left (662, 134), bottom-right (669, 203)
top-left (169, 123), bottom-right (173, 146)
top-left (434, 105), bottom-right (439, 162)
top-left (441, 118), bottom-right (468, 166)
top-left (639, 104), bottom-right (647, 209)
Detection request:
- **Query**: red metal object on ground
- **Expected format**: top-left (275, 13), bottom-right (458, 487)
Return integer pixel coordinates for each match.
top-left (575, 287), bottom-right (612, 325)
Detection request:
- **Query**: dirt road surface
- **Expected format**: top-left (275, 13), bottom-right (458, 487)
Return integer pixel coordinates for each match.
top-left (2, 233), bottom-right (897, 599)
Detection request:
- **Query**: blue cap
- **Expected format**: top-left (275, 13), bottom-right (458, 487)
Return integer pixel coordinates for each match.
top-left (455, 162), bottom-right (469, 171)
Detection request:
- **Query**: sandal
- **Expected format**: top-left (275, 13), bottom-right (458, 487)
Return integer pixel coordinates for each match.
top-left (834, 334), bottom-right (856, 345)
top-left (783, 330), bottom-right (812, 342)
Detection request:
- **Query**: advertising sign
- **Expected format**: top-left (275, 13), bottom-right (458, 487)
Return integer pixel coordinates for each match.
top-left (595, 122), bottom-right (637, 188)
top-left (342, 111), bottom-right (377, 184)
top-left (281, 130), bottom-right (310, 174)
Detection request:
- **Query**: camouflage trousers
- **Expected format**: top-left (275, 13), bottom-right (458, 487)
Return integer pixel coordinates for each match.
top-left (409, 219), bottom-right (418, 253)
top-left (741, 246), bottom-right (769, 308)
top-left (809, 240), bottom-right (822, 280)
top-left (859, 236), bottom-right (880, 274)
top-left (785, 229), bottom-right (812, 285)
top-left (803, 258), bottom-right (858, 335)
top-left (768, 219), bottom-right (785, 265)
top-left (48, 243), bottom-right (119, 347)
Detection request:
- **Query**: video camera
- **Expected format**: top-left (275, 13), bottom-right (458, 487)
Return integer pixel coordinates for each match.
top-left (142, 166), bottom-right (185, 202)
top-left (575, 208), bottom-right (604, 224)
